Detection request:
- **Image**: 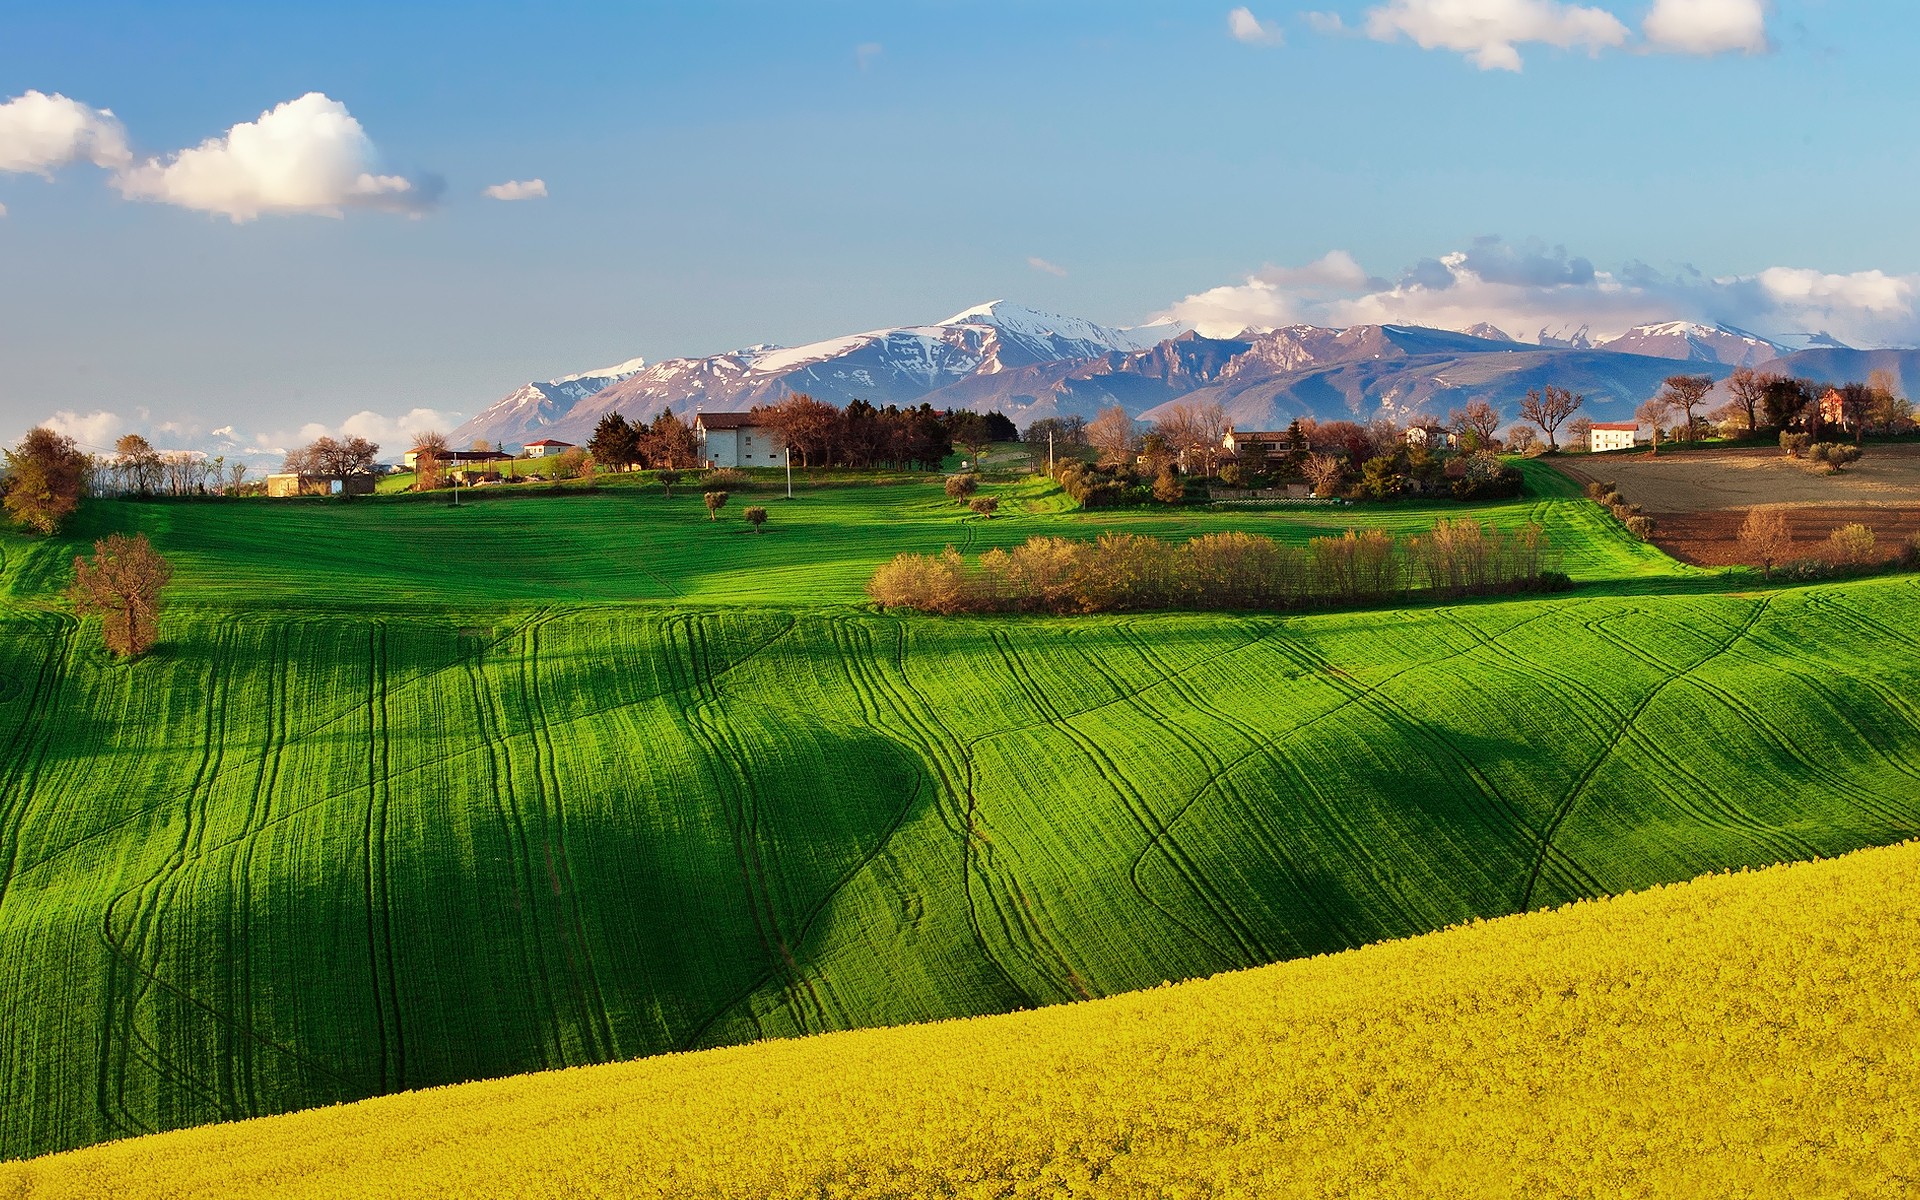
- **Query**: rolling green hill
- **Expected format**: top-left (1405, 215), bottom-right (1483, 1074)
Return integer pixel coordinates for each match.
top-left (3, 468), bottom-right (1917, 1160)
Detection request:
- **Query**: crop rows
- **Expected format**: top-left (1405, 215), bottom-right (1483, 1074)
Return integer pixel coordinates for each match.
top-left (3, 576), bottom-right (1920, 1158)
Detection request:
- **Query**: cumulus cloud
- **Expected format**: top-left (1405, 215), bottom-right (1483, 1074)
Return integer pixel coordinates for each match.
top-left (1228, 7), bottom-right (1286, 46)
top-left (114, 92), bottom-right (436, 222)
top-left (0, 90), bottom-right (131, 176)
top-left (1153, 237), bottom-right (1920, 348)
top-left (293, 407), bottom-right (467, 450)
top-left (1643, 0), bottom-right (1769, 55)
top-left (1362, 0), bottom-right (1629, 70)
top-left (40, 409), bottom-right (130, 450)
top-left (1027, 256), bottom-right (1069, 278)
top-left (484, 178), bottom-right (547, 201)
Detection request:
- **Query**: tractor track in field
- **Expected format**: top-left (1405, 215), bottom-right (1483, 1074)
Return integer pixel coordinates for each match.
top-left (522, 617), bottom-right (619, 1062)
top-left (1589, 606), bottom-right (1917, 843)
top-left (362, 620), bottom-right (407, 1093)
top-left (663, 615), bottom-right (830, 1041)
top-left (1521, 597), bottom-right (1779, 913)
top-left (0, 612), bottom-right (76, 910)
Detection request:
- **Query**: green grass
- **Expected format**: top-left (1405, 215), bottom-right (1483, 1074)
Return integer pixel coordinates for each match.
top-left (1, 468), bottom-right (1914, 1161)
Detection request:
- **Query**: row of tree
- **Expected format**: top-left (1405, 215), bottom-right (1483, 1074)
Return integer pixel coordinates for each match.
top-left (866, 521), bottom-right (1557, 615)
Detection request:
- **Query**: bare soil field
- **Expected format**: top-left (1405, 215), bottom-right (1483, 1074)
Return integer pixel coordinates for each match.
top-left (1554, 446), bottom-right (1920, 566)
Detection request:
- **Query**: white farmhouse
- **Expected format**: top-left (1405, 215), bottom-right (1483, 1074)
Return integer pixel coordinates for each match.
top-left (695, 411), bottom-right (789, 468)
top-left (522, 438), bottom-right (575, 458)
top-left (1588, 422), bottom-right (1641, 453)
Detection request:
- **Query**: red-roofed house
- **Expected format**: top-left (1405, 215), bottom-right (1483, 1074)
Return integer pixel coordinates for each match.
top-left (523, 438), bottom-right (576, 458)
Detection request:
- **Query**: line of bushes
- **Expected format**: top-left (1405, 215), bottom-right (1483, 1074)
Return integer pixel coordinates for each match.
top-left (1584, 480), bottom-right (1654, 542)
top-left (866, 520), bottom-right (1567, 615)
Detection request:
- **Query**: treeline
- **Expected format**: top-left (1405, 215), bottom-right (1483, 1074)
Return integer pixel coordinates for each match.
top-left (867, 521), bottom-right (1561, 615)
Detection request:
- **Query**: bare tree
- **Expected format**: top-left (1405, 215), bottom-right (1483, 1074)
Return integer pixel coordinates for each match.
top-left (411, 430), bottom-right (449, 492)
top-left (1154, 400), bottom-right (1229, 474)
top-left (1087, 406), bottom-right (1138, 468)
top-left (1726, 366), bottom-right (1773, 438)
top-left (1657, 374), bottom-right (1715, 446)
top-left (1636, 395), bottom-right (1672, 455)
top-left (704, 490), bottom-right (729, 521)
top-left (226, 461), bottom-right (250, 493)
top-left (68, 532), bottom-right (172, 657)
top-left (1735, 506), bottom-right (1792, 579)
top-left (1302, 452), bottom-right (1345, 497)
top-left (285, 435), bottom-right (380, 479)
top-left (1449, 399), bottom-right (1501, 448)
top-left (1518, 385), bottom-right (1584, 451)
top-left (115, 433), bottom-right (162, 496)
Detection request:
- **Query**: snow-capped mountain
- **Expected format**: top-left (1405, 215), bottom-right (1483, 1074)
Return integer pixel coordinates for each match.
top-left (1598, 322), bottom-right (1783, 368)
top-left (450, 303), bottom-right (1175, 447)
top-left (458, 357), bottom-right (649, 446)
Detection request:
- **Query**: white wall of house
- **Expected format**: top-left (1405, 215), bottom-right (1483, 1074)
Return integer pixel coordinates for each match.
top-left (525, 442), bottom-right (572, 458)
top-left (699, 424), bottom-right (788, 468)
top-left (1589, 426), bottom-right (1640, 453)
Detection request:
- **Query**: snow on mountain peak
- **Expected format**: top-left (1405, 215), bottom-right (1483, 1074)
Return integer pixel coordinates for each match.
top-left (554, 356), bottom-right (647, 385)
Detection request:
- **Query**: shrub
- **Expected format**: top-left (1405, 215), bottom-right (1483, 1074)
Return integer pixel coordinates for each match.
top-left (968, 496), bottom-right (999, 518)
top-left (1625, 516), bottom-right (1654, 541)
top-left (743, 506), bottom-right (768, 532)
top-left (702, 468), bottom-right (750, 488)
top-left (1152, 467), bottom-right (1183, 504)
top-left (944, 474), bottom-right (979, 504)
top-left (1779, 432), bottom-right (1811, 458)
top-left (703, 490), bottom-right (729, 521)
top-left (1826, 523), bottom-right (1877, 566)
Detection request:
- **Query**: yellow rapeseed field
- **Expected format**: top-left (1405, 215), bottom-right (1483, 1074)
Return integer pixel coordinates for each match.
top-left (6, 842), bottom-right (1916, 1199)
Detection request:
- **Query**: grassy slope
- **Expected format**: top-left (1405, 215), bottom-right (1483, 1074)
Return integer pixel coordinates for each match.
top-left (7, 841), bottom-right (1915, 1199)
top-left (4, 469), bottom-right (1918, 1159)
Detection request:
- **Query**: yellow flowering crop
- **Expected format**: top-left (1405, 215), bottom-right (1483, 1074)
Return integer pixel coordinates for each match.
top-left (6, 841), bottom-right (1915, 1199)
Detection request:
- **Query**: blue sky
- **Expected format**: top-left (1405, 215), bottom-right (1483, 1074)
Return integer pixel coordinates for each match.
top-left (1, 0), bottom-right (1913, 454)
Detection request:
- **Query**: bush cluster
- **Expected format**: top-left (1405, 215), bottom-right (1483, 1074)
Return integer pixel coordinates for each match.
top-left (1585, 480), bottom-right (1655, 542)
top-left (867, 520), bottom-right (1556, 615)
top-left (1807, 442), bottom-right (1863, 474)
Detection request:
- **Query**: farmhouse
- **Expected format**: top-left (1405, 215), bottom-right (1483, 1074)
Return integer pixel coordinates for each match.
top-left (265, 473), bottom-right (377, 498)
top-left (1589, 422), bottom-right (1641, 453)
top-left (1221, 429), bottom-right (1287, 467)
top-left (1404, 424), bottom-right (1456, 450)
top-left (695, 411), bottom-right (788, 468)
top-left (523, 438), bottom-right (576, 458)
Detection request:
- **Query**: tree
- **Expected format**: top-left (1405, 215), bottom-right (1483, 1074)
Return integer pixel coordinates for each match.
top-left (968, 496), bottom-right (999, 518)
top-left (704, 490), bottom-right (729, 521)
top-left (1656, 374), bottom-right (1714, 446)
top-left (285, 435), bottom-right (379, 478)
top-left (1761, 376), bottom-right (1816, 433)
top-left (1024, 415), bottom-right (1087, 446)
top-left (1736, 506), bottom-right (1792, 579)
top-left (1087, 406), bottom-right (1138, 467)
top-left (944, 474), bottom-right (979, 504)
top-left (656, 468), bottom-right (682, 498)
top-left (948, 411), bottom-right (993, 470)
top-left (644, 411), bottom-right (698, 469)
top-left (588, 413), bottom-right (641, 471)
top-left (1833, 382), bottom-right (1873, 444)
top-left (225, 460), bottom-right (250, 494)
top-left (756, 393), bottom-right (837, 467)
top-left (1566, 416), bottom-right (1594, 451)
top-left (743, 505), bottom-right (768, 532)
top-left (3, 427), bottom-right (89, 534)
top-left (115, 434), bottom-right (162, 496)
top-left (1360, 455), bottom-right (1401, 499)
top-left (1152, 465), bottom-right (1183, 503)
top-left (411, 430), bottom-right (449, 492)
top-left (1518, 385), bottom-right (1584, 452)
top-left (1726, 366), bottom-right (1773, 437)
top-left (1302, 453), bottom-right (1344, 497)
top-left (1636, 395), bottom-right (1672, 455)
top-left (1154, 400), bottom-right (1229, 475)
top-left (1505, 424), bottom-right (1539, 454)
top-left (1449, 399), bottom-right (1501, 448)
top-left (68, 532), bottom-right (172, 657)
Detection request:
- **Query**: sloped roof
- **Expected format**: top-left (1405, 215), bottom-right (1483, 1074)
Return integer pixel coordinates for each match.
top-left (695, 411), bottom-right (765, 431)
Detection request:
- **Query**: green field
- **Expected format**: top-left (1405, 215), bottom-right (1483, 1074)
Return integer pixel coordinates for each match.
top-left (3, 465), bottom-right (1917, 1160)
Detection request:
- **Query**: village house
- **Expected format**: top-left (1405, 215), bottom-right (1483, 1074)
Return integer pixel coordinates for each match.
top-left (522, 438), bottom-right (576, 458)
top-left (1220, 429), bottom-right (1288, 469)
top-left (1404, 424), bottom-right (1456, 450)
top-left (695, 411), bottom-right (788, 468)
top-left (1588, 422), bottom-right (1641, 453)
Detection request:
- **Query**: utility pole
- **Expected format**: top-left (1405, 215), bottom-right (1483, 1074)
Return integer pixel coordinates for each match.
top-left (785, 446), bottom-right (793, 499)
top-left (1048, 430), bottom-right (1054, 473)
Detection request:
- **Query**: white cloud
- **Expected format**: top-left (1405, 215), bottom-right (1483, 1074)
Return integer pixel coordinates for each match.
top-left (1643, 0), bottom-right (1768, 55)
top-left (1228, 7), bottom-right (1286, 46)
top-left (293, 407), bottom-right (466, 451)
top-left (1362, 0), bottom-right (1630, 70)
top-left (856, 42), bottom-right (884, 70)
top-left (1153, 237), bottom-right (1920, 348)
top-left (0, 202), bottom-right (7, 217)
top-left (40, 409), bottom-right (129, 450)
top-left (0, 90), bottom-right (131, 176)
top-left (114, 92), bottom-right (434, 222)
top-left (484, 178), bottom-right (547, 201)
top-left (1027, 256), bottom-right (1069, 278)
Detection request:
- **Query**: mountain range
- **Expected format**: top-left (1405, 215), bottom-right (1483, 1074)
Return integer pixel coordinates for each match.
top-left (449, 303), bottom-right (1892, 449)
